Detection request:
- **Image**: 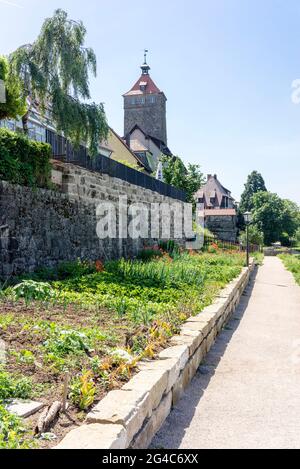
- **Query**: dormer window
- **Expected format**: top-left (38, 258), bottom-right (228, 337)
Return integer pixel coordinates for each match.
top-left (140, 81), bottom-right (147, 92)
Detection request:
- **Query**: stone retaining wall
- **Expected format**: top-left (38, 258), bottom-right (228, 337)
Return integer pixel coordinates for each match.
top-left (56, 261), bottom-right (255, 450)
top-left (0, 161), bottom-right (185, 279)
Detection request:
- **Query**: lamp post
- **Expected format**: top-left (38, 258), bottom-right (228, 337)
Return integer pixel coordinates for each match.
top-left (244, 211), bottom-right (252, 267)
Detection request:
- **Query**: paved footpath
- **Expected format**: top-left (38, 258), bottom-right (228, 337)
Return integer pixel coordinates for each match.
top-left (151, 257), bottom-right (300, 449)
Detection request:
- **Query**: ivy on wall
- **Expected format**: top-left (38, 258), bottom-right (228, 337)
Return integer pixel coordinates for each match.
top-left (0, 129), bottom-right (52, 188)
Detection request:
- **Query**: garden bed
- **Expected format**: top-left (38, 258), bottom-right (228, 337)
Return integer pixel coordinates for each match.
top-left (0, 249), bottom-right (246, 449)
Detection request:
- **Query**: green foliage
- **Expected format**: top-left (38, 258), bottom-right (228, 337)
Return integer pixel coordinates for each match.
top-left (251, 252), bottom-right (264, 265)
top-left (11, 350), bottom-right (35, 366)
top-left (0, 368), bottom-right (33, 401)
top-left (136, 248), bottom-right (163, 262)
top-left (295, 228), bottom-right (300, 246)
top-left (69, 370), bottom-right (96, 410)
top-left (279, 254), bottom-right (300, 285)
top-left (13, 280), bottom-right (54, 303)
top-left (105, 258), bottom-right (205, 289)
top-left (44, 329), bottom-right (91, 357)
top-left (239, 225), bottom-right (264, 247)
top-left (240, 171), bottom-right (267, 213)
top-left (279, 232), bottom-right (291, 247)
top-left (158, 240), bottom-right (180, 256)
top-left (252, 192), bottom-right (300, 245)
top-left (0, 55), bottom-right (26, 121)
top-left (0, 128), bottom-right (51, 187)
top-left (281, 199), bottom-right (300, 240)
top-left (21, 260), bottom-right (97, 282)
top-left (161, 155), bottom-right (204, 203)
top-left (10, 9), bottom-right (108, 156)
top-left (0, 404), bottom-right (33, 449)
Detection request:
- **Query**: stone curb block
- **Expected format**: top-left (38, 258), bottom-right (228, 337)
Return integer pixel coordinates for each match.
top-left (55, 424), bottom-right (127, 449)
top-left (56, 261), bottom-right (255, 449)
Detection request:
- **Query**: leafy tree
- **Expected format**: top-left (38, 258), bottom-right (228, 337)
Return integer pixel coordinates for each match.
top-left (0, 56), bottom-right (26, 120)
top-left (295, 228), bottom-right (300, 246)
top-left (239, 225), bottom-right (264, 247)
top-left (161, 155), bottom-right (204, 203)
top-left (252, 192), bottom-right (300, 245)
top-left (9, 9), bottom-right (108, 156)
top-left (281, 199), bottom-right (300, 238)
top-left (240, 171), bottom-right (267, 212)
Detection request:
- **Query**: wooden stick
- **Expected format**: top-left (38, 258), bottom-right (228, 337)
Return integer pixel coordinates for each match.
top-left (62, 372), bottom-right (70, 413)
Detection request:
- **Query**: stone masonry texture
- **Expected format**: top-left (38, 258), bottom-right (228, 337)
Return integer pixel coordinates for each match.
top-left (0, 162), bottom-right (185, 279)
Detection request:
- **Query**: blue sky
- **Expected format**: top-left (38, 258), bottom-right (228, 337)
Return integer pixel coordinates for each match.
top-left (1, 0), bottom-right (300, 203)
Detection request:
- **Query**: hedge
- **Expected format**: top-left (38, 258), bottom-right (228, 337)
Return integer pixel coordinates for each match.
top-left (0, 128), bottom-right (52, 188)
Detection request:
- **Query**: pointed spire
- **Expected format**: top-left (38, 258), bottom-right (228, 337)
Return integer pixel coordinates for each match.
top-left (141, 49), bottom-right (150, 75)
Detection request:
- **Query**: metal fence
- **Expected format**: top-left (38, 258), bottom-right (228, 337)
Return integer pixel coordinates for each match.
top-left (203, 235), bottom-right (260, 253)
top-left (46, 130), bottom-right (186, 202)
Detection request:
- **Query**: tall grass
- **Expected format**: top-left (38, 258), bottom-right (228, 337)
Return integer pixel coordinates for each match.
top-left (279, 254), bottom-right (300, 285)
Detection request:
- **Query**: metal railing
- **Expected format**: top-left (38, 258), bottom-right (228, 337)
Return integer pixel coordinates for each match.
top-left (46, 130), bottom-right (186, 202)
top-left (203, 235), bottom-right (260, 253)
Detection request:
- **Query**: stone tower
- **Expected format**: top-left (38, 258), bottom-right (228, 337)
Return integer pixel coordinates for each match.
top-left (123, 53), bottom-right (167, 145)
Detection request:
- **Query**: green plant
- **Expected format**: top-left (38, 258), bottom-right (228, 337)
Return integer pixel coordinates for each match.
top-left (161, 155), bottom-right (204, 203)
top-left (13, 280), bottom-right (54, 304)
top-left (11, 350), bottom-right (35, 366)
top-left (44, 328), bottom-right (91, 357)
top-left (137, 249), bottom-right (163, 262)
top-left (114, 297), bottom-right (129, 318)
top-left (69, 370), bottom-right (96, 410)
top-left (239, 225), bottom-right (264, 247)
top-left (279, 254), bottom-right (300, 285)
top-left (0, 314), bottom-right (15, 331)
top-left (0, 404), bottom-right (33, 449)
top-left (158, 240), bottom-right (180, 256)
top-left (0, 128), bottom-right (52, 188)
top-left (0, 368), bottom-right (32, 401)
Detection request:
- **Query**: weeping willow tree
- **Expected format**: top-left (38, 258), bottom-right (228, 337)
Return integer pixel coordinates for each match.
top-left (0, 55), bottom-right (26, 120)
top-left (10, 9), bottom-right (108, 156)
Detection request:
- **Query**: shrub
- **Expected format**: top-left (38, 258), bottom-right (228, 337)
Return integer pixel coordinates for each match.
top-left (137, 248), bottom-right (163, 262)
top-left (21, 260), bottom-right (97, 281)
top-left (239, 225), bottom-right (264, 247)
top-left (13, 280), bottom-right (54, 303)
top-left (279, 232), bottom-right (291, 247)
top-left (0, 368), bottom-right (32, 401)
top-left (0, 128), bottom-right (52, 188)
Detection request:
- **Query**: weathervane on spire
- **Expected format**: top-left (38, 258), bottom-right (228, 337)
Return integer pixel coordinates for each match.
top-left (144, 49), bottom-right (149, 64)
top-left (141, 49), bottom-right (150, 75)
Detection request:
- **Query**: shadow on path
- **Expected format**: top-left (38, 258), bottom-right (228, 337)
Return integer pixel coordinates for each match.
top-left (150, 266), bottom-right (258, 449)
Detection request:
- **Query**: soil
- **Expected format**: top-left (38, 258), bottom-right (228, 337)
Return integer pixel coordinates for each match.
top-left (0, 298), bottom-right (140, 449)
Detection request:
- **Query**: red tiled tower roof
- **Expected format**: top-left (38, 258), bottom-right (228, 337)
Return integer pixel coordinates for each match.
top-left (124, 74), bottom-right (161, 96)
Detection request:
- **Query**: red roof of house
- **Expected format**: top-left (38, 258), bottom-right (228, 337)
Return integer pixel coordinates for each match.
top-left (124, 74), bottom-right (161, 96)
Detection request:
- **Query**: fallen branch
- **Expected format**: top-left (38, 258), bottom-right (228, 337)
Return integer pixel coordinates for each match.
top-left (35, 401), bottom-right (61, 435)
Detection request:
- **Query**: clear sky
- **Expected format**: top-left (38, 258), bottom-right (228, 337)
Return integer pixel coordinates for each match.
top-left (0, 0), bottom-right (300, 203)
